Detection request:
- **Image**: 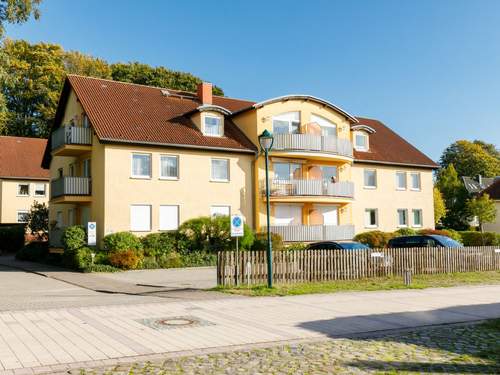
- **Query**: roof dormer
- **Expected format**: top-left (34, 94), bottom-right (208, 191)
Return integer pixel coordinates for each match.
top-left (189, 104), bottom-right (231, 137)
top-left (351, 124), bottom-right (376, 152)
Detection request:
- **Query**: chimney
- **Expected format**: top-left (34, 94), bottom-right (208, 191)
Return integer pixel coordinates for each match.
top-left (197, 82), bottom-right (212, 105)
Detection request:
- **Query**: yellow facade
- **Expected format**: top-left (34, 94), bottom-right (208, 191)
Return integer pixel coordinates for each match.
top-left (47, 87), bottom-right (435, 245)
top-left (0, 179), bottom-right (49, 224)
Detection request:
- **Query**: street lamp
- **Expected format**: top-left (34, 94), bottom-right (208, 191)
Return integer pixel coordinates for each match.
top-left (258, 129), bottom-right (274, 288)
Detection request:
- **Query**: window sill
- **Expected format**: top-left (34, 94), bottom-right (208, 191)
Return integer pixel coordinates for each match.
top-left (363, 186), bottom-right (377, 189)
top-left (397, 225), bottom-right (408, 228)
top-left (159, 177), bottom-right (179, 181)
top-left (130, 176), bottom-right (152, 180)
top-left (210, 179), bottom-right (230, 183)
top-left (34, 194), bottom-right (46, 198)
top-left (410, 188), bottom-right (421, 192)
top-left (16, 195), bottom-right (30, 197)
top-left (365, 225), bottom-right (378, 229)
top-left (396, 188), bottom-right (407, 191)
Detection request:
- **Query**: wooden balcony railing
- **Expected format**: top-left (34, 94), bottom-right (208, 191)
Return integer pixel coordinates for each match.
top-left (51, 126), bottom-right (92, 150)
top-left (50, 177), bottom-right (91, 198)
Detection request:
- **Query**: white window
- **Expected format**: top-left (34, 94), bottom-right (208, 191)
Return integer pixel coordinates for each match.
top-left (130, 205), bottom-right (151, 231)
top-left (410, 172), bottom-right (421, 191)
top-left (272, 112), bottom-right (300, 134)
top-left (365, 209), bottom-right (378, 228)
top-left (17, 183), bottom-right (29, 196)
top-left (412, 209), bottom-right (423, 227)
top-left (397, 209), bottom-right (408, 227)
top-left (160, 155), bottom-right (179, 179)
top-left (211, 158), bottom-right (229, 182)
top-left (159, 205), bottom-right (179, 230)
top-left (273, 163), bottom-right (301, 180)
top-left (396, 171), bottom-right (407, 190)
top-left (131, 153), bottom-right (151, 178)
top-left (34, 183), bottom-right (46, 197)
top-left (204, 115), bottom-right (222, 136)
top-left (17, 210), bottom-right (29, 223)
top-left (311, 114), bottom-right (337, 137)
top-left (354, 131), bottom-right (369, 151)
top-left (364, 169), bottom-right (377, 188)
top-left (210, 205), bottom-right (230, 217)
top-left (274, 204), bottom-right (302, 226)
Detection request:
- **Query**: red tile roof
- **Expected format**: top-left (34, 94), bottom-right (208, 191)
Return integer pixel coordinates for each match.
top-left (482, 178), bottom-right (500, 200)
top-left (353, 117), bottom-right (438, 168)
top-left (67, 75), bottom-right (257, 153)
top-left (0, 136), bottom-right (49, 179)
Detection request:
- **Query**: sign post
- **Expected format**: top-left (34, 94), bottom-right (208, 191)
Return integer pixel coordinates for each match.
top-left (87, 222), bottom-right (97, 247)
top-left (231, 214), bottom-right (244, 286)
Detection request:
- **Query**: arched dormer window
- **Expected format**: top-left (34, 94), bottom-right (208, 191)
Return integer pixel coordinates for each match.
top-left (351, 124), bottom-right (376, 152)
top-left (272, 112), bottom-right (300, 134)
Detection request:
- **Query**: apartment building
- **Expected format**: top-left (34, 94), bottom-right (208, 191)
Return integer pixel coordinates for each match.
top-left (42, 75), bottom-right (437, 245)
top-left (0, 136), bottom-right (49, 224)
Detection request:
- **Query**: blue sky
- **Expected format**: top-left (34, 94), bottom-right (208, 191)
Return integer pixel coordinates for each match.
top-left (5, 0), bottom-right (500, 161)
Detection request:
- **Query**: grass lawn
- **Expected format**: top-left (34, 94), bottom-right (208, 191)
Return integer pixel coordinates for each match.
top-left (213, 270), bottom-right (500, 296)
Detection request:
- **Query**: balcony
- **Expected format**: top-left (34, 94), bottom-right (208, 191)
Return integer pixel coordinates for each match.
top-left (263, 179), bottom-right (354, 199)
top-left (269, 224), bottom-right (355, 242)
top-left (50, 176), bottom-right (91, 203)
top-left (51, 126), bottom-right (92, 156)
top-left (272, 134), bottom-right (353, 158)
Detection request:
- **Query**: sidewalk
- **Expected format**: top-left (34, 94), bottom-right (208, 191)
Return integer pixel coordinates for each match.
top-left (0, 284), bottom-right (498, 374)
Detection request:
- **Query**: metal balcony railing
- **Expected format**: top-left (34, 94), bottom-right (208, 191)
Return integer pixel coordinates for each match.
top-left (268, 224), bottom-right (355, 242)
top-left (272, 134), bottom-right (353, 157)
top-left (51, 126), bottom-right (92, 150)
top-left (50, 177), bottom-right (91, 198)
top-left (263, 179), bottom-right (354, 198)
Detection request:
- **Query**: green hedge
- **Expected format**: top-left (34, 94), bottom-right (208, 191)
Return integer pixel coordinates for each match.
top-left (459, 231), bottom-right (500, 246)
top-left (103, 231), bottom-right (143, 252)
top-left (0, 225), bottom-right (25, 253)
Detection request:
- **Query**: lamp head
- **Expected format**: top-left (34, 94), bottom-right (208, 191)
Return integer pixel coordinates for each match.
top-left (258, 129), bottom-right (274, 152)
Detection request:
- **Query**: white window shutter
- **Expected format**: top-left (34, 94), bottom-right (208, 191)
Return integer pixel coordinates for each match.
top-left (159, 205), bottom-right (179, 230)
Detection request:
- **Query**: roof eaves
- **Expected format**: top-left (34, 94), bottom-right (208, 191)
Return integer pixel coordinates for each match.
top-left (354, 159), bottom-right (439, 169)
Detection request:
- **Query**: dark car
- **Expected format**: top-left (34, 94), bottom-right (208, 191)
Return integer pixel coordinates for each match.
top-left (388, 235), bottom-right (462, 249)
top-left (307, 241), bottom-right (370, 250)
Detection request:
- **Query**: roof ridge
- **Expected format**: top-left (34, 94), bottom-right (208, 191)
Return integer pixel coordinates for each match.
top-left (66, 74), bottom-right (255, 104)
top-left (0, 135), bottom-right (47, 141)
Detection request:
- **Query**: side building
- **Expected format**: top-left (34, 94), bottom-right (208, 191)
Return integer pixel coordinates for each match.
top-left (0, 136), bottom-right (50, 224)
top-left (43, 75), bottom-right (437, 246)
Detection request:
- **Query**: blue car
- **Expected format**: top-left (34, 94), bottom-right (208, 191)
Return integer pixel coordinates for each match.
top-left (307, 241), bottom-right (370, 250)
top-left (388, 235), bottom-right (463, 249)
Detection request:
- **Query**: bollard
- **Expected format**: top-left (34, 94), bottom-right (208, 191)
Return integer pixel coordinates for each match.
top-left (403, 269), bottom-right (412, 286)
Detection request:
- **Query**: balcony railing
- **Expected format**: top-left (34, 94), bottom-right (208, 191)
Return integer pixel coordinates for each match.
top-left (263, 179), bottom-right (354, 198)
top-left (51, 177), bottom-right (91, 198)
top-left (268, 224), bottom-right (355, 242)
top-left (272, 134), bottom-right (353, 157)
top-left (51, 126), bottom-right (92, 151)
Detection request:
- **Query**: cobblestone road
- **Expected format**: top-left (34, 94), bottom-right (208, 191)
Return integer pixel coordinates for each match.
top-left (74, 321), bottom-right (500, 375)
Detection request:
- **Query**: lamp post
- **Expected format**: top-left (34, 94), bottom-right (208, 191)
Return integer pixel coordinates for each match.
top-left (258, 129), bottom-right (274, 288)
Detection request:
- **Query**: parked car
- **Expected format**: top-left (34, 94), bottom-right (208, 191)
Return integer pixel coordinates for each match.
top-left (388, 235), bottom-right (463, 249)
top-left (307, 241), bottom-right (370, 250)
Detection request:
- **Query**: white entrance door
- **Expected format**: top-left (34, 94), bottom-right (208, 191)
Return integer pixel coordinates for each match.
top-left (274, 205), bottom-right (302, 226)
top-left (314, 205), bottom-right (338, 225)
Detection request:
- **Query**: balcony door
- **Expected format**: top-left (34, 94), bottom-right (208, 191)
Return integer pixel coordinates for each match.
top-left (310, 205), bottom-right (338, 226)
top-left (274, 204), bottom-right (302, 226)
top-left (272, 112), bottom-right (300, 134)
top-left (311, 114), bottom-right (337, 137)
top-left (273, 162), bottom-right (301, 180)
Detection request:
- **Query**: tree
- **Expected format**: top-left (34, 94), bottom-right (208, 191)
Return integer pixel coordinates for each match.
top-left (26, 201), bottom-right (48, 240)
top-left (0, 0), bottom-right (41, 37)
top-left (63, 51), bottom-right (111, 79)
top-left (436, 164), bottom-right (469, 230)
top-left (466, 193), bottom-right (497, 232)
top-left (433, 187), bottom-right (446, 226)
top-left (439, 140), bottom-right (500, 178)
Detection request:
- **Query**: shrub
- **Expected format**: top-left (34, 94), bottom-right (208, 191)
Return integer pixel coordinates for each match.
top-left (157, 251), bottom-right (183, 268)
top-left (459, 231), bottom-right (499, 246)
top-left (26, 201), bottom-right (49, 241)
top-left (61, 226), bottom-right (86, 251)
top-left (103, 232), bottom-right (142, 252)
top-left (284, 242), bottom-right (308, 251)
top-left (180, 251), bottom-right (217, 267)
top-left (108, 249), bottom-right (142, 269)
top-left (141, 232), bottom-right (175, 257)
top-left (83, 264), bottom-right (121, 273)
top-left (93, 251), bottom-right (110, 265)
top-left (354, 230), bottom-right (394, 248)
top-left (140, 256), bottom-right (159, 269)
top-left (62, 246), bottom-right (93, 270)
top-left (394, 228), bottom-right (417, 236)
top-left (251, 232), bottom-right (284, 251)
top-left (177, 216), bottom-right (254, 253)
top-left (0, 225), bottom-right (25, 253)
top-left (418, 228), bottom-right (462, 242)
top-left (16, 241), bottom-right (48, 261)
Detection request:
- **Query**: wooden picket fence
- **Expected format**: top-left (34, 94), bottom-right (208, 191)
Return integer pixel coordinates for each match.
top-left (217, 246), bottom-right (500, 286)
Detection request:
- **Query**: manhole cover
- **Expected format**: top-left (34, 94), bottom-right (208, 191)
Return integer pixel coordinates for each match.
top-left (136, 315), bottom-right (214, 330)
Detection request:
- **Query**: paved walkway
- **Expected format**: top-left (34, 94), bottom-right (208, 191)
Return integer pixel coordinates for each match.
top-left (0, 284), bottom-right (498, 374)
